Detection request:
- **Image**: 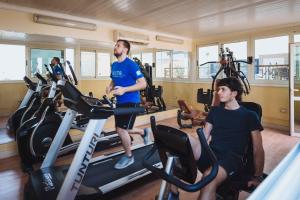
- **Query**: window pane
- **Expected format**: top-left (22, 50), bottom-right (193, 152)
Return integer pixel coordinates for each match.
top-left (0, 44), bottom-right (25, 81)
top-left (294, 34), bottom-right (300, 43)
top-left (141, 52), bottom-right (153, 66)
top-left (31, 48), bottom-right (64, 77)
top-left (156, 50), bottom-right (171, 78)
top-left (81, 51), bottom-right (96, 77)
top-left (172, 51), bottom-right (189, 79)
top-left (97, 52), bottom-right (111, 76)
top-left (254, 36), bottom-right (289, 80)
top-left (223, 41), bottom-right (248, 76)
top-left (131, 53), bottom-right (141, 60)
top-left (198, 45), bottom-right (219, 79)
top-left (65, 48), bottom-right (75, 76)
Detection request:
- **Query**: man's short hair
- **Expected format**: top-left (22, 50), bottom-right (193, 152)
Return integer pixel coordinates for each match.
top-left (53, 57), bottom-right (60, 63)
top-left (217, 77), bottom-right (244, 101)
top-left (117, 39), bottom-right (131, 55)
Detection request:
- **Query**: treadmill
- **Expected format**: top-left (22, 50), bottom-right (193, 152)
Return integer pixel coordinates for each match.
top-left (25, 79), bottom-right (161, 200)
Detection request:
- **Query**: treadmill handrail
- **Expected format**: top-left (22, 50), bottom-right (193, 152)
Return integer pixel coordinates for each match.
top-left (57, 80), bottom-right (145, 119)
top-left (143, 128), bottom-right (219, 192)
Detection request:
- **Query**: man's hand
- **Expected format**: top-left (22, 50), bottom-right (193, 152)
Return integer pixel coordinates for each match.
top-left (247, 176), bottom-right (262, 188)
top-left (112, 86), bottom-right (127, 96)
top-left (106, 85), bottom-right (113, 94)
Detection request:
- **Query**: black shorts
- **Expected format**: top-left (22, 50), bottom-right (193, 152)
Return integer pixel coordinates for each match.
top-left (115, 103), bottom-right (139, 130)
top-left (197, 143), bottom-right (243, 177)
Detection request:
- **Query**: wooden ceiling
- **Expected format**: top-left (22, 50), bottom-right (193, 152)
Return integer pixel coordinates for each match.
top-left (1, 0), bottom-right (300, 38)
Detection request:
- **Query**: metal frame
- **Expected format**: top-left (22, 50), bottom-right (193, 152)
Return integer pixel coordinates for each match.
top-left (57, 119), bottom-right (107, 200)
top-left (248, 143), bottom-right (300, 200)
top-left (19, 89), bottom-right (35, 109)
top-left (290, 43), bottom-right (300, 137)
top-left (157, 156), bottom-right (175, 200)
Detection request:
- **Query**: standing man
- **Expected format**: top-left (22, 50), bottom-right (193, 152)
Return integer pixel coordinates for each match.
top-left (107, 39), bottom-right (149, 169)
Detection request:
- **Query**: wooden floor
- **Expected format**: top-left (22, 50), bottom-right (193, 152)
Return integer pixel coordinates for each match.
top-left (0, 117), bottom-right (299, 200)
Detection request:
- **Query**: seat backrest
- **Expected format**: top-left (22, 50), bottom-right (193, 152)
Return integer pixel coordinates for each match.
top-left (238, 101), bottom-right (262, 175)
top-left (239, 101), bottom-right (262, 121)
top-left (153, 124), bottom-right (198, 184)
top-left (177, 100), bottom-right (192, 114)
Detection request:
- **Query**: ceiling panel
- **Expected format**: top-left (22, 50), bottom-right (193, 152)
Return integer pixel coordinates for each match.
top-left (0, 0), bottom-right (300, 38)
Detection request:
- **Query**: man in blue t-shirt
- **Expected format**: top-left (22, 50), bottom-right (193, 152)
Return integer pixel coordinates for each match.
top-left (50, 57), bottom-right (64, 80)
top-left (106, 39), bottom-right (149, 169)
top-left (169, 77), bottom-right (265, 200)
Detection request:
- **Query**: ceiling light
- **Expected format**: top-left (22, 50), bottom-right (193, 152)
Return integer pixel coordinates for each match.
top-left (33, 14), bottom-right (97, 31)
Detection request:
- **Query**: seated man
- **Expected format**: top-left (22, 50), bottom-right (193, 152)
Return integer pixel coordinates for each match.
top-left (172, 77), bottom-right (265, 200)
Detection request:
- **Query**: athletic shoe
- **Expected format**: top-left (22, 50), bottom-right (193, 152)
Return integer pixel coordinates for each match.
top-left (114, 155), bottom-right (135, 169)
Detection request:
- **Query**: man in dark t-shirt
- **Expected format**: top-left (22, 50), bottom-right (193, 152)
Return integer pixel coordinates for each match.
top-left (170, 77), bottom-right (265, 200)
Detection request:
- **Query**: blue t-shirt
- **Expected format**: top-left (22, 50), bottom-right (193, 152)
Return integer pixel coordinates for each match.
top-left (111, 57), bottom-right (144, 104)
top-left (53, 64), bottom-right (64, 77)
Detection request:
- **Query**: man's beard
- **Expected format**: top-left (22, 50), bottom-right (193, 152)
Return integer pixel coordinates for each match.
top-left (114, 52), bottom-right (122, 58)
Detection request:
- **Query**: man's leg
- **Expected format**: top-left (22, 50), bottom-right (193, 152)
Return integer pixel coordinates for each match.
top-left (198, 166), bottom-right (227, 200)
top-left (128, 128), bottom-right (143, 135)
top-left (116, 127), bottom-right (132, 156)
top-left (128, 127), bottom-right (151, 144)
top-left (188, 134), bottom-right (202, 160)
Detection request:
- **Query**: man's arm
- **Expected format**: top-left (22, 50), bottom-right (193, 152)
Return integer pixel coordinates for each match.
top-left (251, 130), bottom-right (265, 177)
top-left (106, 80), bottom-right (114, 94)
top-left (203, 122), bottom-right (213, 141)
top-left (113, 77), bottom-right (147, 96)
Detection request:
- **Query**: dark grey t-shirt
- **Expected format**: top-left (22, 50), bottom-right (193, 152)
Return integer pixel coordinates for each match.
top-left (206, 105), bottom-right (263, 157)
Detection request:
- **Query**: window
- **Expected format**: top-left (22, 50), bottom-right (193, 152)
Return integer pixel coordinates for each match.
top-left (131, 53), bottom-right (141, 61)
top-left (97, 52), bottom-right (111, 77)
top-left (0, 44), bottom-right (25, 81)
top-left (156, 50), bottom-right (171, 78)
top-left (198, 45), bottom-right (219, 79)
top-left (294, 34), bottom-right (300, 43)
top-left (223, 41), bottom-right (248, 75)
top-left (172, 51), bottom-right (189, 79)
top-left (80, 51), bottom-right (96, 77)
top-left (30, 48), bottom-right (64, 77)
top-left (141, 52), bottom-right (153, 66)
top-left (254, 35), bottom-right (289, 80)
top-left (65, 48), bottom-right (75, 76)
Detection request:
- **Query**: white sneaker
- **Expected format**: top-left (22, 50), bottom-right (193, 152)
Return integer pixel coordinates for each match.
top-left (114, 155), bottom-right (135, 169)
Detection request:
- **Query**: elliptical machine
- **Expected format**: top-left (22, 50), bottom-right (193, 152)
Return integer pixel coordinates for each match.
top-left (133, 57), bottom-right (166, 113)
top-left (17, 61), bottom-right (128, 172)
top-left (7, 73), bottom-right (48, 136)
top-left (16, 64), bottom-right (69, 172)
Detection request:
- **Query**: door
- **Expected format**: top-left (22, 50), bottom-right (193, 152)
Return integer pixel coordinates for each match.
top-left (290, 43), bottom-right (300, 137)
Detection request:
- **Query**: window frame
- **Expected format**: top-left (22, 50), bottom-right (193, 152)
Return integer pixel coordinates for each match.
top-left (171, 50), bottom-right (191, 80)
top-left (196, 43), bottom-right (221, 83)
top-left (252, 34), bottom-right (290, 86)
top-left (0, 41), bottom-right (27, 83)
top-left (155, 49), bottom-right (173, 80)
top-left (80, 47), bottom-right (113, 80)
